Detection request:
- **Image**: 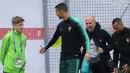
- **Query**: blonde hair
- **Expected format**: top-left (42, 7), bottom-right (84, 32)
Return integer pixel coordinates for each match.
top-left (12, 16), bottom-right (24, 25)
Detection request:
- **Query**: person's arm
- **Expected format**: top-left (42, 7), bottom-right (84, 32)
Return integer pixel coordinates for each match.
top-left (112, 34), bottom-right (119, 68)
top-left (77, 21), bottom-right (91, 61)
top-left (44, 26), bottom-right (60, 50)
top-left (113, 47), bottom-right (119, 68)
top-left (101, 29), bottom-right (113, 53)
top-left (128, 29), bottom-right (130, 66)
top-left (113, 47), bottom-right (119, 73)
top-left (77, 21), bottom-right (90, 52)
top-left (0, 35), bottom-right (9, 65)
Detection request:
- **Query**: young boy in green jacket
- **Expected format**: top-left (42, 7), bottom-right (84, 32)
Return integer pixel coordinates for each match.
top-left (0, 16), bottom-right (27, 73)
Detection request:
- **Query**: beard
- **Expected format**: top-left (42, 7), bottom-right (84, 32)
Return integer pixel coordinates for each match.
top-left (88, 28), bottom-right (94, 32)
top-left (115, 29), bottom-right (124, 34)
top-left (58, 16), bottom-right (63, 19)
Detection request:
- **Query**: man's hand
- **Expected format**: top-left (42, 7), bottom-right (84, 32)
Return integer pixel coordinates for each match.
top-left (122, 64), bottom-right (130, 73)
top-left (39, 45), bottom-right (46, 54)
top-left (98, 47), bottom-right (103, 53)
top-left (114, 68), bottom-right (118, 73)
top-left (85, 52), bottom-right (91, 62)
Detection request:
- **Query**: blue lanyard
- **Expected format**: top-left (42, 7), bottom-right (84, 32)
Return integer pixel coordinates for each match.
top-left (12, 30), bottom-right (22, 52)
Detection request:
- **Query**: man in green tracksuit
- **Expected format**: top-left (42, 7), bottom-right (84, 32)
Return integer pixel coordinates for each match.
top-left (0, 16), bottom-right (27, 73)
top-left (39, 3), bottom-right (90, 73)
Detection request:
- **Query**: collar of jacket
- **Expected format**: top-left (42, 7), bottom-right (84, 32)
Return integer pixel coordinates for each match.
top-left (11, 29), bottom-right (21, 35)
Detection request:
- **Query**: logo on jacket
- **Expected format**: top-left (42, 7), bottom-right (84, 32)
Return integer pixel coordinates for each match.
top-left (68, 26), bottom-right (72, 31)
top-left (100, 39), bottom-right (102, 42)
top-left (115, 41), bottom-right (119, 44)
top-left (126, 38), bottom-right (129, 43)
top-left (59, 28), bottom-right (62, 32)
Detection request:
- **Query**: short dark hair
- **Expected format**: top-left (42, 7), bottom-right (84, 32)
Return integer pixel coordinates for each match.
top-left (55, 3), bottom-right (68, 12)
top-left (112, 18), bottom-right (123, 25)
top-left (12, 16), bottom-right (24, 24)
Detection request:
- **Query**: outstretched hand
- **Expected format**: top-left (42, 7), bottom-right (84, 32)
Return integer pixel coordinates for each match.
top-left (39, 45), bottom-right (46, 54)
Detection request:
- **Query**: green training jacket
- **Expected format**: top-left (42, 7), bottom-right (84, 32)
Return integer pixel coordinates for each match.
top-left (0, 29), bottom-right (27, 72)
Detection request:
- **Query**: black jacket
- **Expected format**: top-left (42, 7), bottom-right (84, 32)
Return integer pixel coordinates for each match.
top-left (45, 16), bottom-right (89, 60)
top-left (86, 22), bottom-right (113, 63)
top-left (112, 27), bottom-right (130, 67)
